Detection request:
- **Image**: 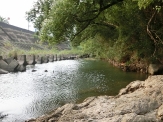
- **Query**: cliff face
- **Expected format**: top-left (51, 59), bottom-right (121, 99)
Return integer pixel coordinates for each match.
top-left (27, 75), bottom-right (163, 122)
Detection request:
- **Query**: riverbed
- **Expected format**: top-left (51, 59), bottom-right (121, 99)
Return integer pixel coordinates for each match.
top-left (0, 59), bottom-right (147, 122)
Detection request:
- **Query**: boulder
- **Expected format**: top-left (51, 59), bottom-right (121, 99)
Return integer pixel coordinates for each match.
top-left (57, 55), bottom-right (61, 61)
top-left (26, 55), bottom-right (36, 65)
top-left (0, 68), bottom-right (8, 74)
top-left (0, 113), bottom-right (7, 119)
top-left (36, 55), bottom-right (43, 64)
top-left (27, 76), bottom-right (163, 122)
top-left (7, 59), bottom-right (19, 72)
top-left (0, 60), bottom-right (8, 69)
top-left (16, 64), bottom-right (26, 72)
top-left (148, 64), bottom-right (163, 75)
top-left (0, 59), bottom-right (19, 72)
top-left (17, 55), bottom-right (27, 65)
top-left (54, 54), bottom-right (57, 61)
top-left (70, 56), bottom-right (76, 60)
top-left (42, 55), bottom-right (49, 63)
top-left (0, 56), bottom-right (2, 60)
top-left (4, 57), bottom-right (14, 64)
top-left (49, 55), bottom-right (54, 62)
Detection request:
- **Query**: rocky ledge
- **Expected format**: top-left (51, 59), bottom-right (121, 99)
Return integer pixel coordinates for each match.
top-left (27, 75), bottom-right (163, 122)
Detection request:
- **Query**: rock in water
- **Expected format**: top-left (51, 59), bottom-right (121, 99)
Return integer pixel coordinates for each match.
top-left (148, 64), bottom-right (163, 75)
top-left (27, 76), bottom-right (163, 122)
top-left (0, 69), bottom-right (8, 74)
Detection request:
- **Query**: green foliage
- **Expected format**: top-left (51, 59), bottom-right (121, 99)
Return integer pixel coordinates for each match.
top-left (0, 16), bottom-right (9, 24)
top-left (26, 0), bottom-right (53, 31)
top-left (134, 0), bottom-right (163, 9)
top-left (80, 35), bottom-right (110, 58)
top-left (27, 0), bottom-right (163, 64)
top-left (58, 48), bottom-right (84, 55)
top-left (27, 0), bottom-right (123, 43)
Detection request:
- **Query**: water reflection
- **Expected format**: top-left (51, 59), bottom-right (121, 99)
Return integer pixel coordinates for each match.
top-left (0, 59), bottom-right (147, 122)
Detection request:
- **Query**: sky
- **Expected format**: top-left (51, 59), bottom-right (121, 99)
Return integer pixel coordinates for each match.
top-left (0, 0), bottom-right (37, 31)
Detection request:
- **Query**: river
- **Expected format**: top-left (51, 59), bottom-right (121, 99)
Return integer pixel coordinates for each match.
top-left (0, 59), bottom-right (147, 122)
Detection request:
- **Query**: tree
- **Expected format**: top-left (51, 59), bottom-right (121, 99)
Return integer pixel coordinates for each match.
top-left (0, 16), bottom-right (9, 24)
top-left (26, 0), bottom-right (53, 31)
top-left (27, 0), bottom-right (163, 64)
top-left (27, 0), bottom-right (123, 43)
top-left (134, 0), bottom-right (163, 63)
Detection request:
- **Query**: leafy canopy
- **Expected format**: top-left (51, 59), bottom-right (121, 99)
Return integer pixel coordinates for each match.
top-left (27, 0), bottom-right (123, 44)
top-left (27, 0), bottom-right (163, 63)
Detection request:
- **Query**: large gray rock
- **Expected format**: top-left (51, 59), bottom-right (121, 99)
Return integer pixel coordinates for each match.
top-left (57, 55), bottom-right (61, 61)
top-left (17, 55), bottom-right (27, 65)
top-left (42, 55), bottom-right (49, 63)
top-left (148, 64), bottom-right (163, 75)
top-left (54, 54), bottom-right (57, 61)
top-left (0, 68), bottom-right (8, 74)
top-left (36, 55), bottom-right (43, 64)
top-left (48, 55), bottom-right (54, 62)
top-left (26, 55), bottom-right (35, 65)
top-left (16, 64), bottom-right (26, 72)
top-left (0, 56), bottom-right (2, 60)
top-left (27, 76), bottom-right (163, 122)
top-left (4, 57), bottom-right (14, 64)
top-left (0, 59), bottom-right (19, 72)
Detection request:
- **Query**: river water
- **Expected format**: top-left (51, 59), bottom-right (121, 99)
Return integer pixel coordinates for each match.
top-left (0, 59), bottom-right (147, 122)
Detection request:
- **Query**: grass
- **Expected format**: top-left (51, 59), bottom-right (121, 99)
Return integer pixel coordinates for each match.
top-left (0, 40), bottom-right (84, 58)
top-left (0, 47), bottom-right (84, 58)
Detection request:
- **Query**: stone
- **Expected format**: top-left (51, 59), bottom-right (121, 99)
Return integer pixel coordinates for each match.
top-left (36, 55), bottom-right (43, 64)
top-left (32, 69), bottom-right (37, 72)
top-left (0, 60), bottom-right (8, 69)
top-left (54, 54), bottom-right (57, 61)
top-left (0, 68), bottom-right (8, 74)
top-left (42, 55), bottom-right (49, 63)
top-left (118, 80), bottom-right (143, 95)
top-left (0, 59), bottom-right (19, 72)
top-left (157, 104), bottom-right (163, 120)
top-left (148, 64), bottom-right (163, 75)
top-left (49, 55), bottom-right (54, 62)
top-left (0, 113), bottom-right (7, 119)
top-left (57, 55), bottom-right (61, 61)
top-left (26, 55), bottom-right (35, 65)
top-left (4, 57), bottom-right (14, 64)
top-left (16, 64), bottom-right (26, 72)
top-left (70, 56), bottom-right (76, 60)
top-left (8, 59), bottom-right (19, 72)
top-left (0, 56), bottom-right (2, 60)
top-left (17, 55), bottom-right (27, 65)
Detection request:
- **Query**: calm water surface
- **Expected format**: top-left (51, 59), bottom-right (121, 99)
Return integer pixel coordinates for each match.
top-left (0, 59), bottom-right (147, 122)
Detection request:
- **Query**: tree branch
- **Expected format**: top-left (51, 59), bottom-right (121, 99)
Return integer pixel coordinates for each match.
top-left (74, 0), bottom-right (123, 23)
top-left (93, 21), bottom-right (119, 28)
top-left (72, 0), bottom-right (123, 40)
top-left (147, 10), bottom-right (157, 56)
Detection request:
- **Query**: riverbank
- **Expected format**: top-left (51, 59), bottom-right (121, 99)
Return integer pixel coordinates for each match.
top-left (101, 58), bottom-right (163, 75)
top-left (27, 75), bottom-right (163, 122)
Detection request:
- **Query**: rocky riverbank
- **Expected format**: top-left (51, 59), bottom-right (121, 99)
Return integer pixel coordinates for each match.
top-left (27, 75), bottom-right (163, 122)
top-left (106, 59), bottom-right (163, 75)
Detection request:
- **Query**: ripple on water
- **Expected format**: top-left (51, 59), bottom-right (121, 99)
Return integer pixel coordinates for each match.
top-left (0, 60), bottom-right (147, 122)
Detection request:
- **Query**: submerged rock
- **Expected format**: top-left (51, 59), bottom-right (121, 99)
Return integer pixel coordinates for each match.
top-left (27, 76), bottom-right (163, 122)
top-left (32, 69), bottom-right (37, 72)
top-left (0, 113), bottom-right (8, 119)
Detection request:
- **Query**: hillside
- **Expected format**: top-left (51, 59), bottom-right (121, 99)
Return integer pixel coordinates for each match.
top-left (0, 22), bottom-right (47, 55)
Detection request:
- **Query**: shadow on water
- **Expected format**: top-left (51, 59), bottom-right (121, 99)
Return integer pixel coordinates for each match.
top-left (0, 59), bottom-right (147, 122)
